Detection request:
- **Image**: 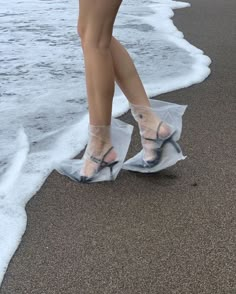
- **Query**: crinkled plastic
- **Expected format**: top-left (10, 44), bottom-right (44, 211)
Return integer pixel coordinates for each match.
top-left (55, 118), bottom-right (133, 183)
top-left (122, 99), bottom-right (187, 173)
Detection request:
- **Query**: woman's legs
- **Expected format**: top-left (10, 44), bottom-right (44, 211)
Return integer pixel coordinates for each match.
top-left (77, 0), bottom-right (123, 177)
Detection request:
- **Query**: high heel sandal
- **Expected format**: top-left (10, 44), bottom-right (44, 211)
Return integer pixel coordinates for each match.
top-left (141, 120), bottom-right (181, 168)
top-left (58, 146), bottom-right (119, 184)
top-left (122, 100), bottom-right (187, 173)
top-left (79, 146), bottom-right (119, 183)
top-left (55, 118), bottom-right (134, 182)
top-left (129, 102), bottom-right (181, 169)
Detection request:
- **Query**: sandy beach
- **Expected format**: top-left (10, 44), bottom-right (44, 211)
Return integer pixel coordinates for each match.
top-left (1, 0), bottom-right (236, 293)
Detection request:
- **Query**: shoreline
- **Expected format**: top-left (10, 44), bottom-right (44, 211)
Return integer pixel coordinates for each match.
top-left (1, 0), bottom-right (236, 293)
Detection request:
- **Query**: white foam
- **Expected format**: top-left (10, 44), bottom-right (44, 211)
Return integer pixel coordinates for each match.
top-left (0, 0), bottom-right (211, 285)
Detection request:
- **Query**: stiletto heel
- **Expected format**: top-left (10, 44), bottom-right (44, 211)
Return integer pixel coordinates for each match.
top-left (107, 160), bottom-right (119, 180)
top-left (167, 136), bottom-right (181, 153)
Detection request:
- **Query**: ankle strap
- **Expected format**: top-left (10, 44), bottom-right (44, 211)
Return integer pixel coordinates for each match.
top-left (102, 146), bottom-right (114, 160)
top-left (157, 121), bottom-right (163, 136)
top-left (88, 146), bottom-right (114, 164)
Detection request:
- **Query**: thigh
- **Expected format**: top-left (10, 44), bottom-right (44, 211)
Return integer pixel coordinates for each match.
top-left (77, 0), bottom-right (122, 46)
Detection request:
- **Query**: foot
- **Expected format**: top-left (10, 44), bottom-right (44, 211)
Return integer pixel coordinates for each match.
top-left (80, 138), bottom-right (118, 179)
top-left (138, 114), bottom-right (172, 162)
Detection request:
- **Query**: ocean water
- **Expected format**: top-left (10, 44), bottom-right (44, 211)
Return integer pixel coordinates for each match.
top-left (0, 0), bottom-right (211, 284)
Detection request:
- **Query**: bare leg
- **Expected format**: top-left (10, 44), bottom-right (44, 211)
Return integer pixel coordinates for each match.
top-left (110, 36), bottom-right (151, 107)
top-left (77, 0), bottom-right (123, 177)
top-left (110, 36), bottom-right (171, 161)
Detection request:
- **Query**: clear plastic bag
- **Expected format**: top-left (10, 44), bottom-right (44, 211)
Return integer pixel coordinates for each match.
top-left (55, 118), bottom-right (133, 183)
top-left (122, 99), bottom-right (187, 173)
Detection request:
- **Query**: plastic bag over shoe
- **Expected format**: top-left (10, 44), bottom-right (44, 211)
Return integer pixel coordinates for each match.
top-left (122, 99), bottom-right (187, 173)
top-left (55, 118), bottom-right (133, 183)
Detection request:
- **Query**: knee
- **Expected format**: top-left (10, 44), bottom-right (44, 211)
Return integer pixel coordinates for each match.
top-left (77, 24), bottom-right (111, 50)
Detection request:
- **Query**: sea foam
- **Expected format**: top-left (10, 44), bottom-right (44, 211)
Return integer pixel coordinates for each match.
top-left (0, 0), bottom-right (211, 285)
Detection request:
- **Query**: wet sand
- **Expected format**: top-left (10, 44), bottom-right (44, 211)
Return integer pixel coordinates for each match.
top-left (1, 0), bottom-right (236, 293)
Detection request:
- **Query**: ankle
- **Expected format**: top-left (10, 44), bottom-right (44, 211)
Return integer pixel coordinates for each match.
top-left (87, 124), bottom-right (112, 149)
top-left (86, 138), bottom-right (112, 157)
top-left (89, 124), bottom-right (111, 140)
top-left (130, 103), bottom-right (159, 127)
top-left (83, 141), bottom-right (117, 164)
top-left (138, 116), bottom-right (171, 139)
